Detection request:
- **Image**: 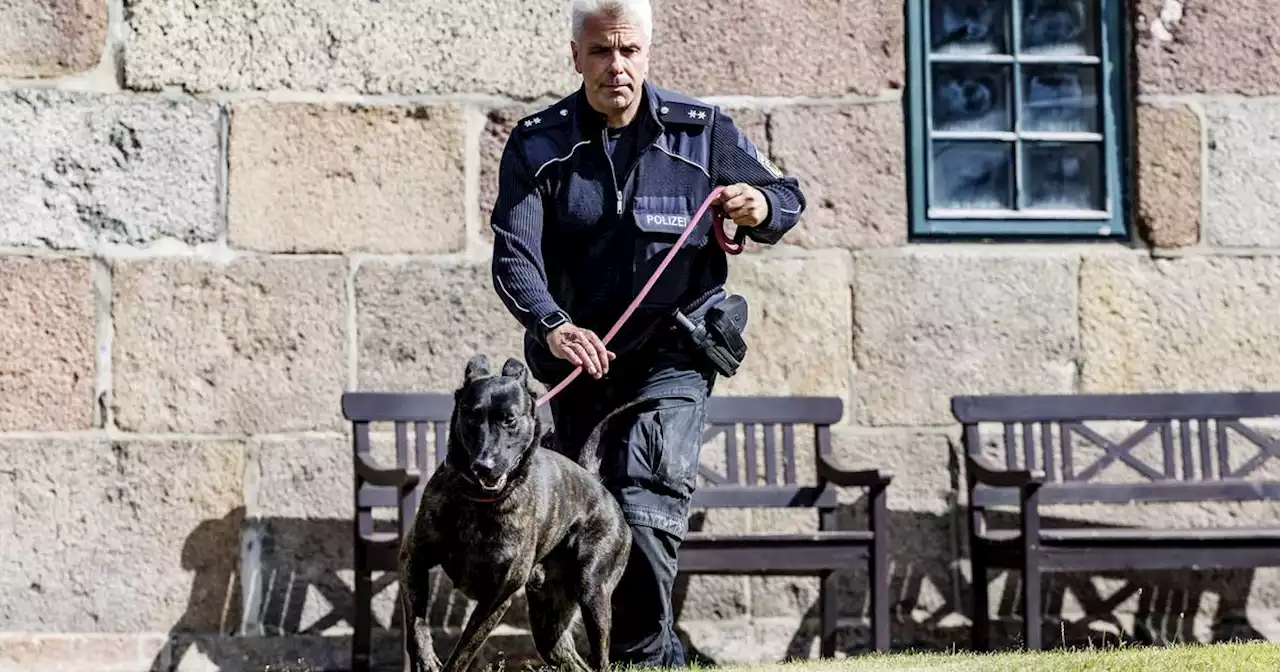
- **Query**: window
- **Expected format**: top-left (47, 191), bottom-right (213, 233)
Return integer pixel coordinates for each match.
top-left (906, 0), bottom-right (1128, 239)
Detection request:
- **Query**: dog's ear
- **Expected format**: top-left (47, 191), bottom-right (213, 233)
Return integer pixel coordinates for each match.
top-left (500, 357), bottom-right (528, 384)
top-left (463, 354), bottom-right (490, 384)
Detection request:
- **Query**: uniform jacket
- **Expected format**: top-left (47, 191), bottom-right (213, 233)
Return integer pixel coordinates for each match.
top-left (489, 80), bottom-right (806, 382)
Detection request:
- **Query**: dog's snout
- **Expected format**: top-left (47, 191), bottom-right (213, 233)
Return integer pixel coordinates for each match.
top-left (472, 457), bottom-right (497, 479)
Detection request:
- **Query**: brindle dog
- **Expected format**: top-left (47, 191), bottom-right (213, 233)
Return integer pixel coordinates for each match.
top-left (398, 354), bottom-right (632, 672)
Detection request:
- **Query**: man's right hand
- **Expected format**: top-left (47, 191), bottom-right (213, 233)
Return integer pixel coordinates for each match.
top-left (547, 323), bottom-right (615, 378)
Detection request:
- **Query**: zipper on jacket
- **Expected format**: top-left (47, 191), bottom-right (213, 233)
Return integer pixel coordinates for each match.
top-left (602, 128), bottom-right (624, 215)
top-left (603, 117), bottom-right (665, 217)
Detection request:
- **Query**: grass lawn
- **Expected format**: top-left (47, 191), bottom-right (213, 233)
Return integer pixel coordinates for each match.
top-left (691, 641), bottom-right (1280, 671)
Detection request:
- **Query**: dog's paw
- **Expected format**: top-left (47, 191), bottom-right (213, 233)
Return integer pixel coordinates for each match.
top-left (409, 654), bottom-right (442, 672)
top-left (526, 564), bottom-right (546, 592)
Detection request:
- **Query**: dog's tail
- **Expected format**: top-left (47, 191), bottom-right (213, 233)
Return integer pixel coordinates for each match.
top-left (573, 391), bottom-right (673, 478)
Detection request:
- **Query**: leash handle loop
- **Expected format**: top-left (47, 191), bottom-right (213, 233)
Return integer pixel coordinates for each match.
top-left (535, 186), bottom-right (739, 407)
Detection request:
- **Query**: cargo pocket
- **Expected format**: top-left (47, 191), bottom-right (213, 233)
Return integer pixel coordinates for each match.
top-left (623, 391), bottom-right (707, 500)
top-left (631, 195), bottom-right (709, 308)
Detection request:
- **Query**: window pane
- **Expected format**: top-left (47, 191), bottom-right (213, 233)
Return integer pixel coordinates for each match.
top-left (931, 0), bottom-right (1009, 55)
top-left (932, 64), bottom-right (1012, 132)
top-left (1020, 66), bottom-right (1099, 133)
top-left (1023, 142), bottom-right (1103, 210)
top-left (1020, 0), bottom-right (1096, 57)
top-left (931, 142), bottom-right (1014, 210)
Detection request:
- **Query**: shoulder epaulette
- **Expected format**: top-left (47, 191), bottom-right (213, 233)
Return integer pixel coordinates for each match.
top-left (657, 99), bottom-right (713, 127)
top-left (515, 101), bottom-right (572, 134)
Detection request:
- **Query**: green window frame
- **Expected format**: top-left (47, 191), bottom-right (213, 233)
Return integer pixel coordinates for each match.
top-left (906, 0), bottom-right (1129, 240)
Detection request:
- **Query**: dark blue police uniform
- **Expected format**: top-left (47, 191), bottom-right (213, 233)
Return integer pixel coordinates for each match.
top-left (489, 79), bottom-right (805, 667)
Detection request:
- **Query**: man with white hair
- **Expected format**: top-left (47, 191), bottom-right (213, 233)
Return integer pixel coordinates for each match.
top-left (490, 0), bottom-right (806, 666)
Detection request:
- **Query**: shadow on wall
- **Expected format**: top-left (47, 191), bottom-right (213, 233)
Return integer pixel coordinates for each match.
top-left (148, 504), bottom-right (1269, 671)
top-left (686, 509), bottom-right (1264, 660)
top-left (148, 507), bottom-right (536, 671)
top-left (676, 501), bottom-right (1268, 663)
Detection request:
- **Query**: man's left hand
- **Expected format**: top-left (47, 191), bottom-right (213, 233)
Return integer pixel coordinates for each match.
top-left (714, 183), bottom-right (769, 228)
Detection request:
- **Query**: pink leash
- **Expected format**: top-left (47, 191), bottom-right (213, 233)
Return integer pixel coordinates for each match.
top-left (535, 186), bottom-right (743, 407)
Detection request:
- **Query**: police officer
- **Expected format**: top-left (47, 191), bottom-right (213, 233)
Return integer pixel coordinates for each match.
top-left (489, 0), bottom-right (805, 666)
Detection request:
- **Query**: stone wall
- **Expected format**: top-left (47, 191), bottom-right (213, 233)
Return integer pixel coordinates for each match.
top-left (4, 0), bottom-right (1280, 670)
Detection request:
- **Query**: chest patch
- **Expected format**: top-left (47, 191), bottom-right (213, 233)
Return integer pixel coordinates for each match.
top-left (641, 213), bottom-right (690, 232)
top-left (631, 194), bottom-right (707, 246)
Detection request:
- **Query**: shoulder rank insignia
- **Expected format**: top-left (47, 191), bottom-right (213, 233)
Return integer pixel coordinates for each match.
top-left (658, 101), bottom-right (712, 127)
top-left (516, 103), bottom-right (571, 133)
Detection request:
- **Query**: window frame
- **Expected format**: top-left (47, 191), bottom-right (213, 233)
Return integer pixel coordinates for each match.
top-left (905, 0), bottom-right (1131, 241)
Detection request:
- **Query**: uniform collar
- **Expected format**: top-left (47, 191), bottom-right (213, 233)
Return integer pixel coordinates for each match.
top-left (569, 80), bottom-right (665, 145)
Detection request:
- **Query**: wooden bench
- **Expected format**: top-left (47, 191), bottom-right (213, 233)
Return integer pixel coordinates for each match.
top-left (954, 390), bottom-right (1280, 651)
top-left (341, 392), bottom-right (892, 671)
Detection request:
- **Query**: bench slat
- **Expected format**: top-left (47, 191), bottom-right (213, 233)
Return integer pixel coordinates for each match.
top-left (706, 396), bottom-right (843, 425)
top-left (395, 422), bottom-right (409, 470)
top-left (782, 424), bottom-right (797, 485)
top-left (1041, 421), bottom-right (1054, 480)
top-left (343, 392), bottom-right (453, 422)
top-left (981, 526), bottom-right (1280, 544)
top-left (680, 532), bottom-right (872, 573)
top-left (1199, 418), bottom-right (1213, 479)
top-left (763, 424), bottom-right (777, 485)
top-left (1180, 419), bottom-right (1195, 480)
top-left (972, 480), bottom-right (1280, 507)
top-left (685, 531), bottom-right (874, 543)
top-left (953, 390), bottom-right (1280, 423)
top-left (724, 424), bottom-right (739, 484)
top-left (359, 484), bottom-right (399, 508)
top-left (692, 485), bottom-right (837, 509)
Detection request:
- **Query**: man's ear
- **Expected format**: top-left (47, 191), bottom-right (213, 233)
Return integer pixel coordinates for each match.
top-left (464, 354), bottom-right (490, 384)
top-left (570, 41), bottom-right (583, 74)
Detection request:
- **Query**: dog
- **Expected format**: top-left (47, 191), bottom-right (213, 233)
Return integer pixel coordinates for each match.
top-left (397, 354), bottom-right (633, 672)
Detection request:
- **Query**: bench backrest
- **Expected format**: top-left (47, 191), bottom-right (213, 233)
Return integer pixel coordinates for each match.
top-left (341, 392), bottom-right (845, 532)
top-left (695, 395), bottom-right (843, 509)
top-left (953, 391), bottom-right (1280, 508)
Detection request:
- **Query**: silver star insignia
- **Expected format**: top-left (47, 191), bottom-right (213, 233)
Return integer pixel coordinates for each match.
top-left (524, 116), bottom-right (542, 127)
top-left (687, 109), bottom-right (698, 118)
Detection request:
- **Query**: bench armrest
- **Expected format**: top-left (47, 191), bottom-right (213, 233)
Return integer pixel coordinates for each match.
top-left (966, 453), bottom-right (1045, 488)
top-left (817, 453), bottom-right (893, 488)
top-left (355, 452), bottom-right (421, 488)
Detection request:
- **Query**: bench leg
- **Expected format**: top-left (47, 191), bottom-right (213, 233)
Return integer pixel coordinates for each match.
top-left (819, 572), bottom-right (837, 657)
top-left (1019, 486), bottom-right (1043, 652)
top-left (353, 559), bottom-right (372, 672)
top-left (869, 528), bottom-right (889, 652)
top-left (1021, 561), bottom-right (1042, 651)
top-left (355, 578), bottom-right (372, 672)
top-left (970, 552), bottom-right (990, 652)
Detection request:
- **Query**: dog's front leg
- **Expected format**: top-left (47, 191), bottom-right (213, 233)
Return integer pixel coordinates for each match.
top-left (401, 583), bottom-right (442, 672)
top-left (400, 517), bottom-right (444, 672)
top-left (440, 588), bottom-right (519, 672)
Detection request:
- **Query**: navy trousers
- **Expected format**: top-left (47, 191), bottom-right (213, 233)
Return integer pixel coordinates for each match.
top-left (539, 336), bottom-right (715, 668)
